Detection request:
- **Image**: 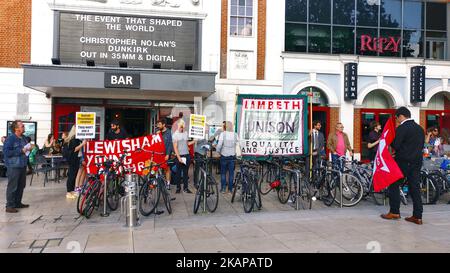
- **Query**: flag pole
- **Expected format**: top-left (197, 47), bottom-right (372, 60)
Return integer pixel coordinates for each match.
top-left (309, 87), bottom-right (313, 181)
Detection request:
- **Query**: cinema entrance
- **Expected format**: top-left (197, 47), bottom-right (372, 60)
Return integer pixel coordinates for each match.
top-left (359, 90), bottom-right (396, 162)
top-left (298, 86), bottom-right (330, 142)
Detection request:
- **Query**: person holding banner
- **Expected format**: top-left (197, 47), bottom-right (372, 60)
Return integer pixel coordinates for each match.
top-left (173, 119), bottom-right (195, 194)
top-left (156, 118), bottom-right (173, 184)
top-left (106, 120), bottom-right (128, 140)
top-left (381, 107), bottom-right (424, 225)
top-left (216, 121), bottom-right (239, 194)
top-left (65, 126), bottom-right (87, 199)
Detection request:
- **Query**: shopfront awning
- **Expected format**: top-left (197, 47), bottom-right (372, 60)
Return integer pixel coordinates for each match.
top-left (22, 64), bottom-right (216, 101)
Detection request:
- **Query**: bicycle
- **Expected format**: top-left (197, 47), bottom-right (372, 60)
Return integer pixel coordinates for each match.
top-left (137, 148), bottom-right (174, 216)
top-left (193, 143), bottom-right (219, 214)
top-left (231, 159), bottom-right (262, 213)
top-left (258, 156), bottom-right (291, 204)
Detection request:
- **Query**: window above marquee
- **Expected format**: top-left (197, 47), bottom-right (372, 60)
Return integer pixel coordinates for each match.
top-left (230, 0), bottom-right (254, 37)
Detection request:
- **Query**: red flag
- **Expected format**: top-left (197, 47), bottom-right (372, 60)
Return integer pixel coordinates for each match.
top-left (372, 118), bottom-right (404, 192)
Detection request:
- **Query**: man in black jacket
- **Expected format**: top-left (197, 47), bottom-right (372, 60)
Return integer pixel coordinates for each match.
top-left (105, 120), bottom-right (128, 140)
top-left (381, 107), bottom-right (424, 225)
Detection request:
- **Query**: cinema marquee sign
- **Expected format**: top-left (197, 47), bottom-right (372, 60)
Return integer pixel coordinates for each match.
top-left (360, 35), bottom-right (401, 53)
top-left (58, 12), bottom-right (199, 70)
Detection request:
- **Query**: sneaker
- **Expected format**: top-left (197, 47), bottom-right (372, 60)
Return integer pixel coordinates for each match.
top-left (66, 192), bottom-right (76, 199)
top-left (184, 188), bottom-right (193, 194)
top-left (72, 191), bottom-right (79, 197)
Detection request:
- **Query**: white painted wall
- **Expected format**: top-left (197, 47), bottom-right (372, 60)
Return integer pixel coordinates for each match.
top-left (0, 68), bottom-right (52, 147)
top-left (31, 0), bottom-right (54, 64)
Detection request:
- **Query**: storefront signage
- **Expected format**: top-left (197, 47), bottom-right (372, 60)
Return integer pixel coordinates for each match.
top-left (189, 114), bottom-right (206, 139)
top-left (236, 95), bottom-right (308, 157)
top-left (105, 72), bottom-right (140, 88)
top-left (410, 66), bottom-right (426, 103)
top-left (344, 63), bottom-right (358, 101)
top-left (58, 12), bottom-right (198, 70)
top-left (76, 112), bottom-right (96, 139)
top-left (360, 35), bottom-right (401, 53)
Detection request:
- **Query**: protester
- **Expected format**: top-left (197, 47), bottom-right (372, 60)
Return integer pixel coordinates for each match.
top-left (216, 121), bottom-right (239, 193)
top-left (381, 107), bottom-right (424, 225)
top-left (156, 118), bottom-right (173, 184)
top-left (3, 120), bottom-right (32, 213)
top-left (327, 122), bottom-right (353, 165)
top-left (367, 121), bottom-right (382, 161)
top-left (311, 120), bottom-right (325, 158)
top-left (65, 126), bottom-right (86, 199)
top-left (74, 141), bottom-right (87, 196)
top-left (105, 120), bottom-right (128, 140)
top-left (172, 119), bottom-right (195, 194)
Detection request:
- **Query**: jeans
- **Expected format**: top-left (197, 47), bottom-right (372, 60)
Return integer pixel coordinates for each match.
top-left (220, 156), bottom-right (236, 192)
top-left (388, 160), bottom-right (423, 219)
top-left (6, 167), bottom-right (27, 208)
top-left (175, 154), bottom-right (191, 190)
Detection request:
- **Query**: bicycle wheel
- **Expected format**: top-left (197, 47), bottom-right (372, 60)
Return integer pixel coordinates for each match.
top-left (242, 178), bottom-right (255, 213)
top-left (254, 177), bottom-right (262, 209)
top-left (139, 179), bottom-right (160, 216)
top-left (106, 176), bottom-right (121, 211)
top-left (231, 172), bottom-right (241, 203)
top-left (321, 171), bottom-right (336, 206)
top-left (400, 188), bottom-right (408, 206)
top-left (206, 176), bottom-right (219, 213)
top-left (193, 177), bottom-right (204, 214)
top-left (333, 173), bottom-right (364, 207)
top-left (420, 173), bottom-right (440, 204)
top-left (83, 182), bottom-right (101, 218)
top-left (259, 168), bottom-right (273, 195)
top-left (427, 171), bottom-right (446, 196)
top-left (277, 173), bottom-right (291, 204)
top-left (299, 179), bottom-right (312, 210)
top-left (77, 178), bottom-right (93, 214)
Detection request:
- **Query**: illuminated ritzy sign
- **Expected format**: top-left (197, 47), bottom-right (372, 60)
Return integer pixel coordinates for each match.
top-left (360, 35), bottom-right (401, 53)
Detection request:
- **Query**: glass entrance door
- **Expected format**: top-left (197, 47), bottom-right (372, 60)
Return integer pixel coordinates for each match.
top-left (361, 109), bottom-right (395, 161)
top-left (426, 40), bottom-right (446, 60)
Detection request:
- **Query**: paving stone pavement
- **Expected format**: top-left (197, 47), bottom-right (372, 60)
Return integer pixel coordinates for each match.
top-left (0, 173), bottom-right (449, 253)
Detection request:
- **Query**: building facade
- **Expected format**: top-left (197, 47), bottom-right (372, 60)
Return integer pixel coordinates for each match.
top-left (0, 0), bottom-right (449, 161)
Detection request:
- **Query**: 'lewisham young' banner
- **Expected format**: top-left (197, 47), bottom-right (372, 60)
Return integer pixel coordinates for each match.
top-left (84, 134), bottom-right (165, 175)
top-left (236, 95), bottom-right (308, 157)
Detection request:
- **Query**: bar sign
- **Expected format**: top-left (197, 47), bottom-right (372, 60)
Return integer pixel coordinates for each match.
top-left (105, 72), bottom-right (140, 89)
top-left (344, 63), bottom-right (358, 101)
top-left (410, 66), bottom-right (426, 103)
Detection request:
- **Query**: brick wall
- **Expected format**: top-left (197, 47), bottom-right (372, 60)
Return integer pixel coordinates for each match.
top-left (0, 0), bottom-right (31, 68)
top-left (329, 107), bottom-right (340, 138)
top-left (353, 108), bottom-right (361, 153)
top-left (256, 0), bottom-right (266, 80)
top-left (420, 110), bottom-right (426, 130)
top-left (220, 0), bottom-right (228, 79)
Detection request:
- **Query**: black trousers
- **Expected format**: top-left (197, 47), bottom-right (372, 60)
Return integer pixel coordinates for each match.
top-left (66, 158), bottom-right (79, 193)
top-left (388, 160), bottom-right (423, 219)
top-left (6, 167), bottom-right (27, 208)
top-left (175, 154), bottom-right (191, 190)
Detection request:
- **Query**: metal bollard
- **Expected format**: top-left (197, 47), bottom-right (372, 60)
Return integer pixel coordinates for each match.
top-left (120, 174), bottom-right (140, 227)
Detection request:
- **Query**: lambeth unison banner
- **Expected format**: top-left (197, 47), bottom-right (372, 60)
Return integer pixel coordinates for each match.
top-left (84, 134), bottom-right (166, 176)
top-left (235, 94), bottom-right (308, 157)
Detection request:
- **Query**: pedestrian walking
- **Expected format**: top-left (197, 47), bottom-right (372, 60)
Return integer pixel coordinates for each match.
top-left (381, 107), bottom-right (424, 225)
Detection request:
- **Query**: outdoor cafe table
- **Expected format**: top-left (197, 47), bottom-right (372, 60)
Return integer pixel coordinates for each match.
top-left (43, 154), bottom-right (63, 181)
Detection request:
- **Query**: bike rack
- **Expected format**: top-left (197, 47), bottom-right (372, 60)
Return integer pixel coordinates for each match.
top-left (100, 171), bottom-right (109, 217)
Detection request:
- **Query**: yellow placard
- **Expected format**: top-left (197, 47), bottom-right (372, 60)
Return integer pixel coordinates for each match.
top-left (76, 113), bottom-right (95, 125)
